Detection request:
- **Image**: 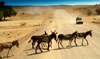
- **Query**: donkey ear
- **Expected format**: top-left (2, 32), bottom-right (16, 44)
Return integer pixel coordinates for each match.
top-left (51, 31), bottom-right (53, 33)
top-left (56, 32), bottom-right (57, 34)
top-left (90, 29), bottom-right (92, 31)
top-left (54, 30), bottom-right (56, 32)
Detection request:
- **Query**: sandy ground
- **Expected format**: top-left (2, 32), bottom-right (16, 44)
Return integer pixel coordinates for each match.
top-left (0, 9), bottom-right (99, 59)
top-left (1, 6), bottom-right (100, 59)
top-left (0, 10), bottom-right (53, 59)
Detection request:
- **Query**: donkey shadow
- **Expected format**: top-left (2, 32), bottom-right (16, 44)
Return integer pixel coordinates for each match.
top-left (52, 45), bottom-right (88, 51)
top-left (27, 51), bottom-right (49, 56)
top-left (71, 45), bottom-right (88, 47)
top-left (26, 45), bottom-right (88, 56)
top-left (25, 48), bottom-right (47, 51)
top-left (52, 47), bottom-right (71, 51)
top-left (24, 48), bottom-right (35, 51)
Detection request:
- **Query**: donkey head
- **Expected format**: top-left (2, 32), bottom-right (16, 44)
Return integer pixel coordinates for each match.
top-left (51, 30), bottom-right (57, 42)
top-left (89, 30), bottom-right (92, 37)
top-left (13, 39), bottom-right (19, 48)
top-left (72, 31), bottom-right (78, 38)
top-left (75, 31), bottom-right (78, 37)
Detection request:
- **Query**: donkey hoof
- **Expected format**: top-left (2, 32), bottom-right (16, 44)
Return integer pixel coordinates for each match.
top-left (35, 52), bottom-right (37, 54)
top-left (82, 44), bottom-right (83, 45)
top-left (41, 51), bottom-right (43, 53)
top-left (7, 56), bottom-right (9, 58)
top-left (32, 47), bottom-right (34, 49)
top-left (87, 43), bottom-right (89, 45)
top-left (76, 45), bottom-right (78, 46)
top-left (66, 46), bottom-right (69, 47)
top-left (47, 49), bottom-right (50, 51)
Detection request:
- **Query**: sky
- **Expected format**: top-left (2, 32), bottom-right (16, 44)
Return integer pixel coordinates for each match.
top-left (1, 0), bottom-right (100, 6)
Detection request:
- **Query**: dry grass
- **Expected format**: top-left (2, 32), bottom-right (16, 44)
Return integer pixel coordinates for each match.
top-left (0, 8), bottom-right (54, 43)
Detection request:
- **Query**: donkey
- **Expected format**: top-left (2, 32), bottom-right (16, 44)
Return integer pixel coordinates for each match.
top-left (0, 40), bottom-right (19, 58)
top-left (74, 30), bottom-right (92, 45)
top-left (28, 31), bottom-right (49, 48)
top-left (35, 30), bottom-right (57, 54)
top-left (58, 31), bottom-right (78, 49)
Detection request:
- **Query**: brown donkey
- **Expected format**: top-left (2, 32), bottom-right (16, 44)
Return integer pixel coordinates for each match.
top-left (0, 40), bottom-right (19, 58)
top-left (58, 31), bottom-right (78, 49)
top-left (74, 30), bottom-right (92, 45)
top-left (33, 30), bottom-right (57, 54)
top-left (28, 31), bottom-right (49, 48)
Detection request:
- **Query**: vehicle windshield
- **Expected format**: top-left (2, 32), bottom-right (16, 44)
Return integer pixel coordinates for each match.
top-left (76, 17), bottom-right (82, 21)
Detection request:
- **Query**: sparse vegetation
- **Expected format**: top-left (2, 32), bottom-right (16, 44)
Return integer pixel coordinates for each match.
top-left (0, 11), bottom-right (3, 21)
top-left (87, 10), bottom-right (92, 16)
top-left (0, 1), bottom-right (17, 21)
top-left (20, 22), bottom-right (27, 26)
top-left (95, 8), bottom-right (100, 15)
top-left (93, 18), bottom-right (96, 20)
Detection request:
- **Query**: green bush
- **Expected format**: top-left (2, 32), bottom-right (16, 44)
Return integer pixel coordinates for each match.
top-left (0, 11), bottom-right (3, 21)
top-left (0, 1), bottom-right (17, 21)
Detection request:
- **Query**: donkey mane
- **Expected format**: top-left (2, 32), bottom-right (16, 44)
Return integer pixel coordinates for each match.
top-left (85, 31), bottom-right (91, 35)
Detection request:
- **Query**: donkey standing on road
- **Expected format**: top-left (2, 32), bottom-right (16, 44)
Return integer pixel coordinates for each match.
top-left (34, 30), bottom-right (57, 54)
top-left (58, 31), bottom-right (78, 49)
top-left (0, 40), bottom-right (19, 58)
top-left (74, 30), bottom-right (92, 45)
top-left (28, 31), bottom-right (48, 48)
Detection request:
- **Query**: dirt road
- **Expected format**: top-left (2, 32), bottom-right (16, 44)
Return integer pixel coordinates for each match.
top-left (7, 9), bottom-right (100, 59)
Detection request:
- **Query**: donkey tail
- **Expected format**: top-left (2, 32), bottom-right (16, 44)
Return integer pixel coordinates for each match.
top-left (28, 39), bottom-right (31, 43)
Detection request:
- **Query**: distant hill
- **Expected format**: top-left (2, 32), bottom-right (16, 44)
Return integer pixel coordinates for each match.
top-left (12, 5), bottom-right (100, 16)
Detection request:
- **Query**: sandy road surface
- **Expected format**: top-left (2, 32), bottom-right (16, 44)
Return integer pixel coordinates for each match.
top-left (6, 9), bottom-right (100, 59)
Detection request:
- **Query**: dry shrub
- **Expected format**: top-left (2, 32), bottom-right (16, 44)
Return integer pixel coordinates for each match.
top-left (93, 18), bottom-right (96, 20)
top-left (95, 8), bottom-right (100, 15)
top-left (20, 22), bottom-right (27, 26)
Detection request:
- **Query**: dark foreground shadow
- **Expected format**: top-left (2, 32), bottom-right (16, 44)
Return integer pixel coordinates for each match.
top-left (25, 48), bottom-right (47, 51)
top-left (27, 51), bottom-right (50, 56)
top-left (52, 47), bottom-right (71, 51)
top-left (26, 45), bottom-right (88, 56)
top-left (24, 48), bottom-right (35, 51)
top-left (71, 45), bottom-right (88, 47)
top-left (52, 45), bottom-right (88, 51)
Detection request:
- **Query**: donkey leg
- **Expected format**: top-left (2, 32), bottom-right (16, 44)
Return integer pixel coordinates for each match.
top-left (58, 40), bottom-right (60, 49)
top-left (47, 42), bottom-right (50, 51)
top-left (67, 40), bottom-right (72, 48)
top-left (67, 40), bottom-right (71, 47)
top-left (11, 49), bottom-right (14, 56)
top-left (82, 39), bottom-right (84, 45)
top-left (74, 39), bottom-right (78, 46)
top-left (85, 38), bottom-right (89, 45)
top-left (38, 43), bottom-right (43, 53)
top-left (50, 41), bottom-right (52, 48)
top-left (32, 40), bottom-right (36, 49)
top-left (32, 42), bottom-right (34, 48)
top-left (41, 44), bottom-right (43, 48)
top-left (35, 42), bottom-right (40, 54)
top-left (60, 40), bottom-right (64, 48)
top-left (7, 48), bottom-right (11, 58)
top-left (45, 43), bottom-right (48, 47)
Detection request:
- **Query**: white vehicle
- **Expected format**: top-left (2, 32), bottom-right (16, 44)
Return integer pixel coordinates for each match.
top-left (76, 17), bottom-right (83, 24)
